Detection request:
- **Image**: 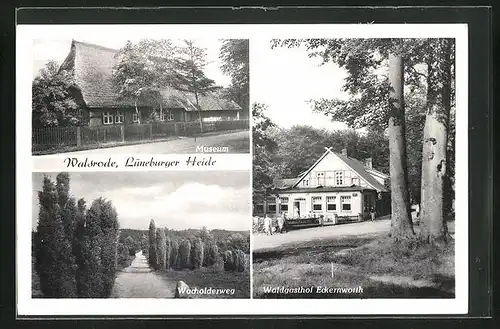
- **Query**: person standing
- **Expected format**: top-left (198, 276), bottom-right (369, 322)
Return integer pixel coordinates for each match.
top-left (370, 207), bottom-right (376, 222)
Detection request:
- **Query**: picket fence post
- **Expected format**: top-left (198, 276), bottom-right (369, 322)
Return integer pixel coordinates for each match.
top-left (149, 124), bottom-right (153, 140)
top-left (120, 125), bottom-right (125, 142)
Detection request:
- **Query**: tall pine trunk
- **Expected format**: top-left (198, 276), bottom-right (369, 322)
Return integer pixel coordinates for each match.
top-left (388, 52), bottom-right (415, 241)
top-left (420, 39), bottom-right (453, 245)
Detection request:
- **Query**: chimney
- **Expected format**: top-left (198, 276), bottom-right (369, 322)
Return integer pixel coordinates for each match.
top-left (365, 157), bottom-right (373, 169)
top-left (341, 148), bottom-right (348, 156)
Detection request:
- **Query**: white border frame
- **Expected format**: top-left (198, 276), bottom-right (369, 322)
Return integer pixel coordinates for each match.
top-left (17, 23), bottom-right (468, 316)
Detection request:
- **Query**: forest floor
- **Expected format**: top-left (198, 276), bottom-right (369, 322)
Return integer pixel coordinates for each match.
top-left (253, 219), bottom-right (455, 299)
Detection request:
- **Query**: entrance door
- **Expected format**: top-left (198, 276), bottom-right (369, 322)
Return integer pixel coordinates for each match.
top-left (293, 198), bottom-right (306, 217)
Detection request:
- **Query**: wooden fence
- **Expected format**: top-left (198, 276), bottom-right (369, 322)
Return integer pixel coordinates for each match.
top-left (32, 119), bottom-right (249, 153)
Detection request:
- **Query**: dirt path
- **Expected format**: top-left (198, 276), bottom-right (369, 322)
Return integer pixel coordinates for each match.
top-left (110, 251), bottom-right (176, 298)
top-left (253, 219), bottom-right (391, 252)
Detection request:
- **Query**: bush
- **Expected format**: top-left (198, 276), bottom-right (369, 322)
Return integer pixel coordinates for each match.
top-left (234, 249), bottom-right (246, 272)
top-left (206, 241), bottom-right (218, 267)
top-left (148, 220), bottom-right (157, 268)
top-left (170, 239), bottom-right (179, 269)
top-left (179, 239), bottom-right (192, 269)
top-left (156, 228), bottom-right (167, 271)
top-left (192, 238), bottom-right (204, 269)
top-left (165, 236), bottom-right (171, 270)
top-left (223, 250), bottom-right (234, 271)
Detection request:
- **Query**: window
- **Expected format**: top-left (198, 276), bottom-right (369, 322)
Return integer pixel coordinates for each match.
top-left (279, 197), bottom-right (289, 213)
top-left (114, 111), bottom-right (124, 124)
top-left (255, 204), bottom-right (264, 214)
top-left (352, 177), bottom-right (359, 185)
top-left (327, 196), bottom-right (336, 211)
top-left (335, 171), bottom-right (344, 185)
top-left (303, 179), bottom-right (309, 187)
top-left (103, 112), bottom-right (113, 125)
top-left (159, 110), bottom-right (166, 122)
top-left (341, 196), bottom-right (351, 211)
top-left (312, 196), bottom-right (322, 211)
top-left (267, 203), bottom-right (276, 213)
top-left (132, 112), bottom-right (139, 123)
top-left (167, 111), bottom-right (175, 121)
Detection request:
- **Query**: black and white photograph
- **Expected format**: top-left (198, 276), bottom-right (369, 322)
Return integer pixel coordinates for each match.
top-left (31, 36), bottom-right (249, 155)
top-left (252, 37), bottom-right (457, 299)
top-left (31, 171), bottom-right (251, 299)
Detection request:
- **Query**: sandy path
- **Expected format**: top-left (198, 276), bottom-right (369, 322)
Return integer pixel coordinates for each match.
top-left (253, 219), bottom-right (391, 251)
top-left (110, 251), bottom-right (176, 298)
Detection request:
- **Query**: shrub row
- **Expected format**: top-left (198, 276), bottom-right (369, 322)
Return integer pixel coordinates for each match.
top-left (147, 220), bottom-right (247, 272)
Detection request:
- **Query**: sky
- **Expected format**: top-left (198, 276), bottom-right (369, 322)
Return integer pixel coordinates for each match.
top-left (32, 38), bottom-right (231, 86)
top-left (32, 171), bottom-right (250, 231)
top-left (250, 38), bottom-right (351, 131)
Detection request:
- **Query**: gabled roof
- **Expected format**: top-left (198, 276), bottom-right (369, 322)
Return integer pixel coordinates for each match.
top-left (288, 148), bottom-right (389, 192)
top-left (160, 87), bottom-right (241, 112)
top-left (59, 40), bottom-right (241, 111)
top-left (273, 178), bottom-right (299, 189)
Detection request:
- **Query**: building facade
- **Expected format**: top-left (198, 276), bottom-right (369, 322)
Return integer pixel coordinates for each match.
top-left (253, 147), bottom-right (391, 223)
top-left (59, 40), bottom-right (242, 127)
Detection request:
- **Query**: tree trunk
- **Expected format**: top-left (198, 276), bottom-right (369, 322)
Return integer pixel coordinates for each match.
top-left (388, 52), bottom-right (415, 241)
top-left (195, 92), bottom-right (203, 133)
top-left (420, 39), bottom-right (452, 245)
top-left (135, 99), bottom-right (141, 124)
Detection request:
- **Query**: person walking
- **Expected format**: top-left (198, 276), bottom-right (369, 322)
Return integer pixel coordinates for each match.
top-left (370, 207), bottom-right (376, 222)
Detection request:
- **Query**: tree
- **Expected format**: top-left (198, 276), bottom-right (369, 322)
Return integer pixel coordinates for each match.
top-left (79, 198), bottom-right (104, 297)
top-left (205, 241), bottom-right (219, 267)
top-left (418, 39), bottom-right (455, 245)
top-left (219, 39), bottom-right (249, 117)
top-left (35, 176), bottom-right (77, 297)
top-left (32, 60), bottom-right (82, 127)
top-left (387, 49), bottom-right (414, 240)
top-left (125, 236), bottom-right (136, 256)
top-left (74, 198), bottom-right (87, 296)
top-left (273, 38), bottom-right (416, 241)
top-left (112, 39), bottom-right (176, 124)
top-left (170, 239), bottom-right (179, 269)
top-left (156, 228), bottom-right (167, 271)
top-left (98, 198), bottom-right (119, 297)
top-left (173, 40), bottom-right (220, 132)
top-left (148, 220), bottom-right (157, 269)
top-left (165, 236), bottom-right (171, 269)
top-left (252, 102), bottom-right (278, 194)
top-left (178, 239), bottom-right (192, 269)
top-left (192, 238), bottom-right (204, 269)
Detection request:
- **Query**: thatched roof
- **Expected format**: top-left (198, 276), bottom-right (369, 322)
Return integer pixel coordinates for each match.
top-left (59, 40), bottom-right (241, 111)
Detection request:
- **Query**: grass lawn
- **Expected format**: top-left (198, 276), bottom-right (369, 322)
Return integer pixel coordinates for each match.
top-left (209, 136), bottom-right (250, 153)
top-left (158, 266), bottom-right (250, 299)
top-left (253, 221), bottom-right (455, 299)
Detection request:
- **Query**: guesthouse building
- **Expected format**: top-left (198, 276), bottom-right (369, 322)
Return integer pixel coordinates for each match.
top-left (254, 147), bottom-right (391, 223)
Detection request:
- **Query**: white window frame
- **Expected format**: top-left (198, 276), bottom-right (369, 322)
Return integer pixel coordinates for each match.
top-left (114, 110), bottom-right (124, 124)
top-left (167, 110), bottom-right (175, 121)
top-left (132, 112), bottom-right (139, 123)
top-left (352, 177), bottom-right (359, 185)
top-left (255, 204), bottom-right (265, 214)
top-left (267, 202), bottom-right (277, 213)
top-left (326, 196), bottom-right (337, 212)
top-left (103, 112), bottom-right (113, 125)
top-left (340, 195), bottom-right (352, 212)
top-left (335, 171), bottom-right (344, 186)
top-left (311, 196), bottom-right (322, 212)
top-left (279, 197), bottom-right (289, 213)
